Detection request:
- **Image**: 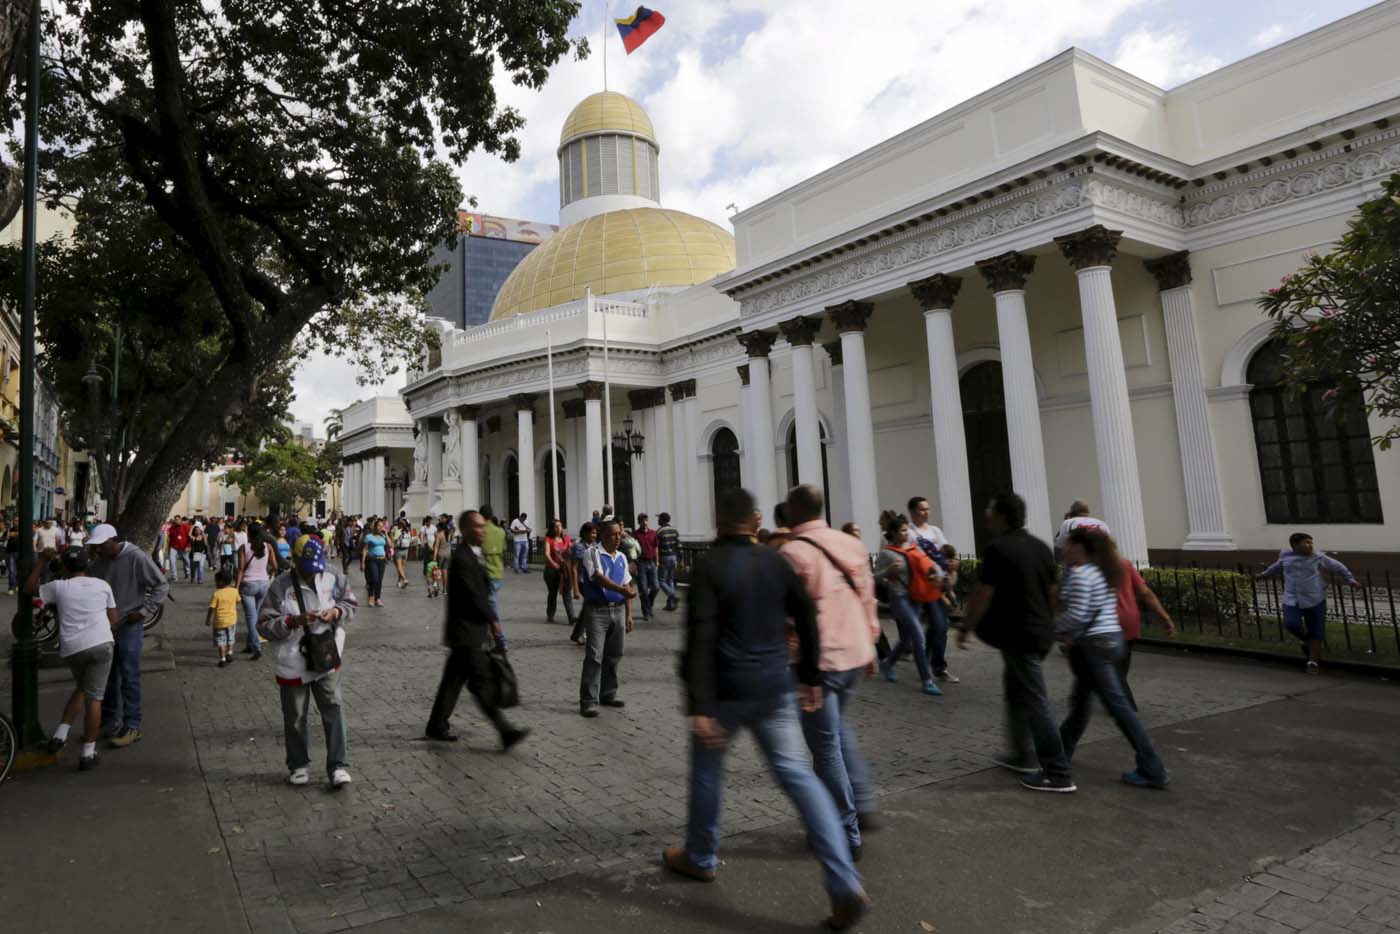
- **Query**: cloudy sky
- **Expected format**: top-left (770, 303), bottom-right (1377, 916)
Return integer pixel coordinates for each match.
top-left (290, 0), bottom-right (1373, 430)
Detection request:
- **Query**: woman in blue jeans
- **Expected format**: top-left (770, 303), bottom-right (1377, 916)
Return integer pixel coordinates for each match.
top-left (235, 521), bottom-right (279, 660)
top-left (1056, 528), bottom-right (1168, 789)
top-left (360, 519), bottom-right (390, 607)
top-left (873, 514), bottom-right (941, 696)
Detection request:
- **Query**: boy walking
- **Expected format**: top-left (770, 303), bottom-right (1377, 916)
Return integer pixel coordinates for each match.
top-left (207, 569), bottom-right (240, 667)
top-left (1260, 533), bottom-right (1361, 674)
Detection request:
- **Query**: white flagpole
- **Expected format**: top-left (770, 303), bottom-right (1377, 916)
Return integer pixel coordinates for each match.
top-left (547, 329), bottom-right (559, 525)
top-left (602, 299), bottom-right (615, 513)
top-left (602, 1), bottom-right (609, 92)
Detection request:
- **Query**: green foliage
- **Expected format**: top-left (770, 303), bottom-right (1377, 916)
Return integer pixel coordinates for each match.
top-left (314, 442), bottom-right (344, 487)
top-left (1140, 567), bottom-right (1254, 631)
top-left (228, 441), bottom-right (324, 513)
top-left (1258, 173), bottom-right (1400, 450)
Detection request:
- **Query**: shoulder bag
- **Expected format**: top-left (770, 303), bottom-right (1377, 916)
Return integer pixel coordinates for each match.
top-left (291, 572), bottom-right (341, 674)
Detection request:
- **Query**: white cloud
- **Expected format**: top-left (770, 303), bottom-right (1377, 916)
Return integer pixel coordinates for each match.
top-left (1250, 23), bottom-right (1289, 49)
top-left (1111, 26), bottom-right (1222, 89)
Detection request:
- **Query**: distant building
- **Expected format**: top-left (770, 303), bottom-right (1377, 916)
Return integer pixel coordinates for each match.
top-left (425, 212), bottom-right (558, 329)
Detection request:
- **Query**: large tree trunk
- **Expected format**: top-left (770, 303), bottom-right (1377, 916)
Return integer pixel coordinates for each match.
top-left (0, 0), bottom-right (32, 231)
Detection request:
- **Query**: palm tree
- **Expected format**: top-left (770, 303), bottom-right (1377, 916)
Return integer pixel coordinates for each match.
top-left (323, 407), bottom-right (344, 442)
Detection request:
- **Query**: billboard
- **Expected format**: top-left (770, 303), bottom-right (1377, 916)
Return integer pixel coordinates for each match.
top-left (458, 212), bottom-right (557, 245)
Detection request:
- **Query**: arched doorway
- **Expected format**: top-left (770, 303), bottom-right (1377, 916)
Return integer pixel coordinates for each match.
top-left (785, 422), bottom-right (830, 523)
top-left (479, 456), bottom-right (492, 512)
top-left (961, 361), bottom-right (1013, 556)
top-left (711, 428), bottom-right (741, 506)
top-left (541, 450), bottom-right (567, 526)
top-left (505, 454), bottom-right (519, 521)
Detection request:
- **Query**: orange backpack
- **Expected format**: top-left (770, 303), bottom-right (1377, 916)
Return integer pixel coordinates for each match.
top-left (885, 544), bottom-right (943, 604)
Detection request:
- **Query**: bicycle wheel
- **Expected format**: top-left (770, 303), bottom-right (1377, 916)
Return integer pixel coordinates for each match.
top-left (0, 712), bottom-right (16, 784)
top-left (143, 601), bottom-right (165, 633)
top-left (33, 605), bottom-right (58, 646)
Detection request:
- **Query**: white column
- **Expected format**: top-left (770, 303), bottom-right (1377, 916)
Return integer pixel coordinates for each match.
top-left (682, 389), bottom-right (702, 535)
top-left (343, 462), bottom-right (356, 514)
top-left (564, 402), bottom-right (584, 526)
top-left (1148, 252), bottom-right (1234, 551)
top-left (426, 424), bottom-right (443, 506)
top-left (781, 318), bottom-right (824, 486)
top-left (910, 274), bottom-right (977, 552)
top-left (459, 408), bottom-right (480, 519)
top-left (1057, 228), bottom-right (1149, 565)
top-left (738, 332), bottom-right (780, 525)
top-left (514, 395), bottom-right (537, 525)
top-left (978, 252), bottom-right (1052, 543)
top-left (822, 344), bottom-right (853, 527)
top-left (372, 455), bottom-right (388, 517)
top-left (581, 382), bottom-right (604, 515)
top-left (652, 392), bottom-right (675, 524)
top-left (736, 365), bottom-right (752, 489)
top-left (828, 303), bottom-right (880, 553)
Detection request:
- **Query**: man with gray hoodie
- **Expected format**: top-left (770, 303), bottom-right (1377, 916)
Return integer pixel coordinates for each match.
top-left (88, 523), bottom-right (170, 749)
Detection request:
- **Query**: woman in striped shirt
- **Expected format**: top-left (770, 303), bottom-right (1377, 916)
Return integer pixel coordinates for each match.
top-left (1056, 528), bottom-right (1169, 790)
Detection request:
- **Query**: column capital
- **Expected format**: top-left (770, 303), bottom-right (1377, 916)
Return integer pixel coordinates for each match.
top-left (1144, 250), bottom-right (1193, 291)
top-left (976, 251), bottom-right (1036, 292)
top-left (908, 273), bottom-right (962, 310)
top-left (778, 316), bottom-right (822, 347)
top-left (577, 380), bottom-right (605, 401)
top-left (456, 404), bottom-right (479, 421)
top-left (667, 378), bottom-right (697, 402)
top-left (510, 393), bottom-right (537, 413)
top-left (737, 329), bottom-right (778, 358)
top-left (485, 415), bottom-right (501, 434)
top-left (1054, 224), bottom-right (1124, 270)
top-left (561, 397), bottom-right (586, 419)
top-left (826, 300), bottom-right (874, 334)
top-left (737, 364), bottom-right (751, 386)
top-left (822, 341), bottom-right (843, 367)
top-left (628, 387), bottom-right (666, 410)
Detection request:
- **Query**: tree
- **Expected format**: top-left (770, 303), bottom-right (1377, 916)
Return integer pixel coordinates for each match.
top-left (0, 1), bottom-right (32, 229)
top-left (24, 1), bottom-right (586, 548)
top-left (1259, 174), bottom-right (1400, 450)
top-left (323, 408), bottom-right (344, 442)
top-left (224, 441), bottom-right (323, 516)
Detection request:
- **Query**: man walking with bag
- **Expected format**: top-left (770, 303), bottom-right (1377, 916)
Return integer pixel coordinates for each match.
top-left (425, 511), bottom-right (529, 750)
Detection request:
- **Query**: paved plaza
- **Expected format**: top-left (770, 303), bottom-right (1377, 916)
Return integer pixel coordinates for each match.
top-left (3, 566), bottom-right (1400, 933)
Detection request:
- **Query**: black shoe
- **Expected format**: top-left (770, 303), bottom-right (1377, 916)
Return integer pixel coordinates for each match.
top-left (249, 651), bottom-right (261, 661)
top-left (1020, 770), bottom-right (1077, 793)
top-left (79, 753), bottom-right (99, 772)
top-left (850, 843), bottom-right (862, 862)
top-left (424, 727), bottom-right (459, 742)
top-left (218, 658), bottom-right (226, 668)
top-left (46, 735), bottom-right (66, 755)
top-left (502, 727), bottom-right (530, 751)
top-left (580, 706), bottom-right (599, 718)
top-left (857, 812), bottom-right (881, 833)
top-left (600, 698), bottom-right (625, 708)
top-left (240, 645), bottom-right (254, 654)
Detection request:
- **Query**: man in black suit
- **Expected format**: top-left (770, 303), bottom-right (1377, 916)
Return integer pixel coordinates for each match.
top-left (424, 510), bottom-right (529, 750)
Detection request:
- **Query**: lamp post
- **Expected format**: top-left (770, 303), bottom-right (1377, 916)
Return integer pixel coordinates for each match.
top-left (611, 415), bottom-right (645, 459)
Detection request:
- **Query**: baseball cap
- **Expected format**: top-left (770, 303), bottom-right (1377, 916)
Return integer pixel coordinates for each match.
top-left (87, 523), bottom-right (118, 546)
top-left (293, 534), bottom-right (326, 574)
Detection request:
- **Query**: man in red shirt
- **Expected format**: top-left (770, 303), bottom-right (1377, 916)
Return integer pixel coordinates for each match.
top-left (1114, 557), bottom-right (1175, 709)
top-left (168, 515), bottom-right (192, 582)
top-left (632, 514), bottom-right (660, 621)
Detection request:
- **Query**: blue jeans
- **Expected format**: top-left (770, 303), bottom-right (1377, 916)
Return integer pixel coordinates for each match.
top-left (101, 621), bottom-right (144, 730)
top-left (239, 580), bottom-right (270, 652)
top-left (1283, 601), bottom-right (1327, 642)
top-left (686, 692), bottom-right (864, 900)
top-left (658, 555), bottom-right (678, 608)
top-left (364, 557), bottom-right (387, 599)
top-left (800, 667), bottom-right (873, 849)
top-left (579, 603), bottom-right (625, 706)
top-left (1059, 633), bottom-right (1166, 783)
top-left (637, 560), bottom-right (658, 618)
top-left (884, 592), bottom-right (933, 683)
top-left (921, 600), bottom-right (950, 674)
top-left (1002, 650), bottom-right (1072, 781)
top-left (513, 540), bottom-right (529, 572)
top-left (6, 553), bottom-right (16, 590)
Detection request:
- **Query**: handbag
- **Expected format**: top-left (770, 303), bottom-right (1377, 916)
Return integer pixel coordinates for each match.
top-left (290, 570), bottom-right (341, 674)
top-left (486, 645), bottom-right (520, 709)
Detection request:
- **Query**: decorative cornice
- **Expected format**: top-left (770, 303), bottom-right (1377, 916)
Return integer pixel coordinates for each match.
top-left (822, 341), bottom-right (843, 367)
top-left (827, 300), bottom-right (873, 334)
top-left (577, 380), bottom-right (605, 401)
top-left (778, 316), bottom-right (822, 347)
top-left (976, 251), bottom-right (1036, 293)
top-left (667, 379), bottom-right (697, 401)
top-left (1054, 224), bottom-right (1122, 270)
top-left (1143, 250), bottom-right (1192, 291)
top-left (737, 364), bottom-right (750, 386)
top-left (908, 273), bottom-right (962, 310)
top-left (628, 387), bottom-right (666, 410)
top-left (737, 330), bottom-right (778, 358)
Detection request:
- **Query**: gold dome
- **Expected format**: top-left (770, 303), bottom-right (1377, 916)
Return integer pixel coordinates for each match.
top-left (559, 91), bottom-right (657, 149)
top-left (489, 208), bottom-right (736, 320)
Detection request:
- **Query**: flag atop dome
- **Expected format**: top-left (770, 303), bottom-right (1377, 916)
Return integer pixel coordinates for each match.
top-left (615, 6), bottom-right (665, 54)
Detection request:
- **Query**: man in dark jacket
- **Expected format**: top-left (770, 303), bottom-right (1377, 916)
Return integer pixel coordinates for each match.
top-left (661, 488), bottom-right (869, 932)
top-left (424, 510), bottom-right (528, 750)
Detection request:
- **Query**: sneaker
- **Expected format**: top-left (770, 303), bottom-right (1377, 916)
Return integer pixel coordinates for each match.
top-left (1122, 769), bottom-right (1170, 790)
top-left (935, 669), bottom-right (961, 684)
top-left (600, 698), bottom-right (626, 708)
top-left (662, 846), bottom-right (716, 882)
top-left (827, 893), bottom-right (871, 931)
top-left (79, 753), bottom-right (99, 772)
top-left (287, 767), bottom-right (310, 786)
top-left (218, 658), bottom-right (226, 668)
top-left (1306, 661), bottom-right (1319, 675)
top-left (1020, 770), bottom-right (1077, 793)
top-left (109, 727), bottom-right (142, 749)
top-left (920, 681), bottom-right (943, 696)
top-left (580, 706), bottom-right (599, 718)
top-left (330, 768), bottom-right (352, 788)
top-left (47, 735), bottom-right (66, 754)
top-left (993, 755), bottom-right (1038, 774)
top-left (879, 661), bottom-right (897, 683)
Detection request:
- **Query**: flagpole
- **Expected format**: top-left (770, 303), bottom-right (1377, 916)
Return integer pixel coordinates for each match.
top-left (547, 329), bottom-right (559, 525)
top-left (602, 0), bottom-right (608, 91)
top-left (602, 300), bottom-right (615, 513)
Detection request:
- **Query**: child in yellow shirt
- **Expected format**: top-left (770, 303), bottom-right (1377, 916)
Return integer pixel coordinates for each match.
top-left (207, 570), bottom-right (240, 667)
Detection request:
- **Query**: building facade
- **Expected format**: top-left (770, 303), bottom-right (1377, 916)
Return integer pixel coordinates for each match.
top-left (388, 6), bottom-right (1400, 564)
top-left (425, 213), bottom-right (559, 330)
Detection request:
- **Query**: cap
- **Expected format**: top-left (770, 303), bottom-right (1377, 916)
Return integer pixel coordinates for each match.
top-left (293, 534), bottom-right (326, 574)
top-left (87, 523), bottom-right (118, 546)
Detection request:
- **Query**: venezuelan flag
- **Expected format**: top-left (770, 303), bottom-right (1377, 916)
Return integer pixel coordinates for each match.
top-left (615, 6), bottom-right (665, 54)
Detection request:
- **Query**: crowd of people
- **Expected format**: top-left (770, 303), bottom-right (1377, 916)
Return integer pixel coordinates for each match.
top-left (13, 484), bottom-right (1365, 932)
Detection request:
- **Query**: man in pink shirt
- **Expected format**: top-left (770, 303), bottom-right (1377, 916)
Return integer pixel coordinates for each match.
top-left (780, 484), bottom-right (881, 857)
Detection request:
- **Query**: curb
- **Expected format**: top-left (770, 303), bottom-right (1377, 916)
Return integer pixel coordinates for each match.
top-left (1136, 638), bottom-right (1399, 680)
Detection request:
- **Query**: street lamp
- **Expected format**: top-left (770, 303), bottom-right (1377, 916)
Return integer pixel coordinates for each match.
top-left (612, 415), bottom-right (645, 459)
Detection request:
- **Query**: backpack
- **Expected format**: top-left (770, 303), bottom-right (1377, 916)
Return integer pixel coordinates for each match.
top-left (883, 544), bottom-right (942, 604)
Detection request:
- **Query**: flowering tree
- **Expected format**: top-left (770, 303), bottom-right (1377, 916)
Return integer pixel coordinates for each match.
top-left (1258, 174), bottom-right (1400, 450)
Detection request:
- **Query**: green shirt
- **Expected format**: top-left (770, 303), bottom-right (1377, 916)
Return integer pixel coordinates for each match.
top-left (482, 522), bottom-right (506, 580)
top-left (620, 534), bottom-right (641, 562)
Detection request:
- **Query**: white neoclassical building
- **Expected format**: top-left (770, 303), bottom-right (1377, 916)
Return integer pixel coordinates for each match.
top-left (376, 4), bottom-right (1400, 565)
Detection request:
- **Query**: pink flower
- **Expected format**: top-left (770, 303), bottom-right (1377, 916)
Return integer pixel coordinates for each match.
top-left (1280, 274), bottom-right (1293, 283)
top-left (1267, 287), bottom-right (1279, 295)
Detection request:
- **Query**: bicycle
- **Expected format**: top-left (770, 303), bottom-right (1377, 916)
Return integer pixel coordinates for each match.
top-left (0, 710), bottom-right (15, 783)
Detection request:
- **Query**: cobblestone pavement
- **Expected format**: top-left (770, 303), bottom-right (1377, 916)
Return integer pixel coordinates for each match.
top-left (149, 563), bottom-right (1352, 933)
top-left (1157, 811), bottom-right (1400, 934)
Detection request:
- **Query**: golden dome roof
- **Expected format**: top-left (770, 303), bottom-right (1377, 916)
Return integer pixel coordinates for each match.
top-left (489, 208), bottom-right (736, 320)
top-left (558, 91), bottom-right (657, 149)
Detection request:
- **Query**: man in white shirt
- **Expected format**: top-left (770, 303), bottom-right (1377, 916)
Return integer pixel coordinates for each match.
top-left (904, 496), bottom-right (949, 555)
top-left (508, 513), bottom-right (532, 574)
top-left (1054, 501), bottom-right (1110, 555)
top-left (35, 517), bottom-right (65, 552)
top-left (904, 496), bottom-right (959, 685)
top-left (578, 520), bottom-right (634, 717)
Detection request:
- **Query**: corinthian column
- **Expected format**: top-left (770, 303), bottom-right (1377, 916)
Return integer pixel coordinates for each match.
top-left (1145, 251), bottom-right (1234, 551)
top-left (976, 251), bottom-right (1052, 543)
top-left (1055, 226), bottom-right (1148, 564)
top-left (738, 330), bottom-right (780, 523)
top-left (579, 381), bottom-right (605, 514)
top-left (780, 316), bottom-right (824, 486)
top-left (909, 273), bottom-right (976, 552)
top-left (827, 301), bottom-right (879, 551)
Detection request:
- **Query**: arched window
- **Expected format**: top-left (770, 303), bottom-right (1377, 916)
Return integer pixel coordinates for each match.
top-left (608, 445), bottom-right (635, 528)
top-left (1248, 339), bottom-right (1382, 524)
top-left (711, 428), bottom-right (741, 504)
top-left (785, 422), bottom-right (830, 523)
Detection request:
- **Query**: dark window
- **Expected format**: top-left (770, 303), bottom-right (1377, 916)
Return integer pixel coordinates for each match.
top-left (960, 362), bottom-right (1013, 557)
top-left (505, 455), bottom-right (519, 521)
top-left (609, 446), bottom-right (635, 529)
top-left (543, 451), bottom-right (567, 526)
top-left (784, 422), bottom-right (830, 523)
top-left (1247, 339), bottom-right (1382, 524)
top-left (711, 428), bottom-right (741, 504)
